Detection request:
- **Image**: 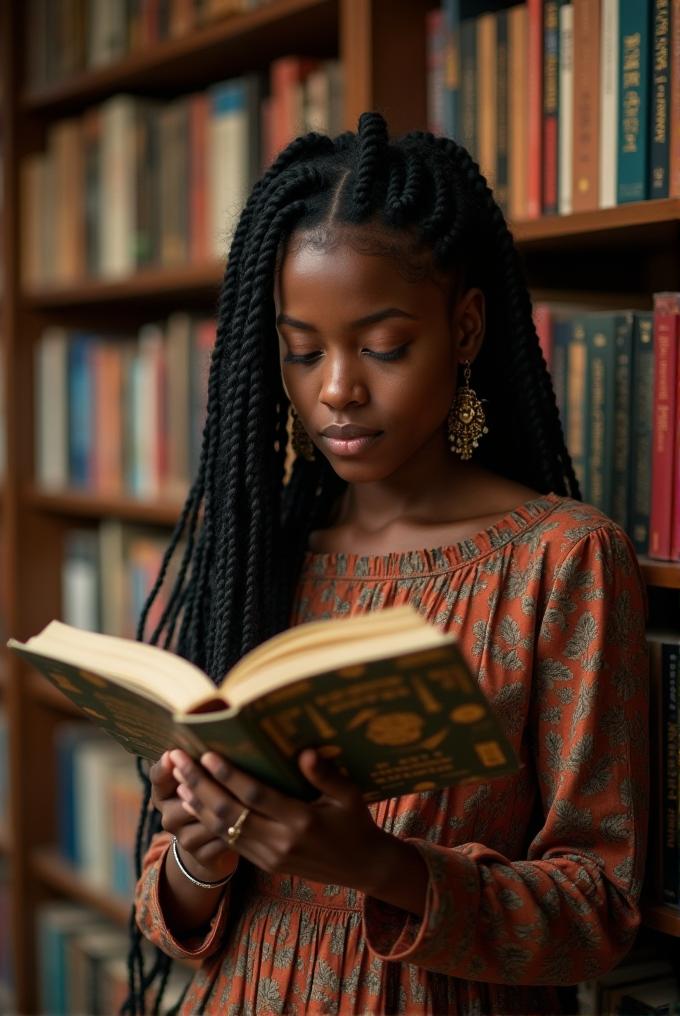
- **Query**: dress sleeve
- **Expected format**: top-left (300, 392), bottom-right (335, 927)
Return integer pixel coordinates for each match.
top-left (363, 524), bottom-right (649, 985)
top-left (135, 830), bottom-right (232, 961)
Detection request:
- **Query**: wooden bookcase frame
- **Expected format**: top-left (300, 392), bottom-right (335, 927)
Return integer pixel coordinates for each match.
top-left (0, 0), bottom-right (679, 1010)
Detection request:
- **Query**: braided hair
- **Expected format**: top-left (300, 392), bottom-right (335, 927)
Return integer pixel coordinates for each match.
top-left (124, 112), bottom-right (579, 1015)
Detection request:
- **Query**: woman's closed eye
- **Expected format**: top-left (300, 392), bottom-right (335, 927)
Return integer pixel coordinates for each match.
top-left (283, 342), bottom-right (411, 365)
top-left (283, 350), bottom-right (323, 364)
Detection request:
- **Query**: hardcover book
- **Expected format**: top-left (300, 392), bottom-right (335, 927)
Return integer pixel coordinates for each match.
top-left (8, 608), bottom-right (519, 803)
top-left (629, 313), bottom-right (654, 555)
top-left (617, 0), bottom-right (651, 203)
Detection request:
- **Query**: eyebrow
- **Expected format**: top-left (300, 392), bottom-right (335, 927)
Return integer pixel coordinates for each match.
top-left (276, 307), bottom-right (419, 332)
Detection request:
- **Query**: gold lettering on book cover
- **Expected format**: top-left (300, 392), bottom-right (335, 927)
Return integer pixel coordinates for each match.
top-left (315, 676), bottom-right (409, 714)
top-left (451, 704), bottom-right (486, 724)
top-left (47, 669), bottom-right (83, 694)
top-left (475, 741), bottom-right (507, 767)
top-left (366, 712), bottom-right (425, 746)
top-left (410, 676), bottom-right (443, 713)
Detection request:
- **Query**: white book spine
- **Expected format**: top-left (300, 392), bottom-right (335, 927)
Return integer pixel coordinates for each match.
top-left (74, 742), bottom-right (121, 889)
top-left (558, 3), bottom-right (574, 216)
top-left (62, 559), bottom-right (99, 632)
top-left (100, 96), bottom-right (135, 278)
top-left (599, 0), bottom-right (619, 208)
top-left (209, 96), bottom-right (249, 258)
top-left (36, 328), bottom-right (69, 489)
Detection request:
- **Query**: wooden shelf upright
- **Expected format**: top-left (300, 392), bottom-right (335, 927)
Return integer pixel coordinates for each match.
top-left (0, 1), bottom-right (679, 1011)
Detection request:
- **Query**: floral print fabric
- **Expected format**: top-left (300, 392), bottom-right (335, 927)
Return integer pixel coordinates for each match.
top-left (136, 495), bottom-right (649, 1015)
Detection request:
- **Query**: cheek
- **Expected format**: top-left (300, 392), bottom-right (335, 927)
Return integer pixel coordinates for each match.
top-left (375, 365), bottom-right (455, 431)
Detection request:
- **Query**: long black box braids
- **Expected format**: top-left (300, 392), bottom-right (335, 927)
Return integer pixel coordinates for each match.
top-left (123, 111), bottom-right (580, 1015)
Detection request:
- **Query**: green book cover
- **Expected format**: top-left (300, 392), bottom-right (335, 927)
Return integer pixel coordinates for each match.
top-left (585, 315), bottom-right (618, 518)
top-left (629, 312), bottom-right (654, 554)
top-left (9, 620), bottom-right (519, 804)
top-left (617, 0), bottom-right (651, 203)
top-left (566, 317), bottom-right (589, 500)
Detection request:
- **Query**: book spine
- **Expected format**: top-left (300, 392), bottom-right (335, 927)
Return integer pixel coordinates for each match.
top-left (527, 0), bottom-right (544, 218)
top-left (650, 0), bottom-right (671, 198)
top-left (427, 8), bottom-right (445, 136)
top-left (551, 320), bottom-right (571, 432)
top-left (558, 2), bottom-right (574, 214)
top-left (477, 13), bottom-right (498, 188)
top-left (567, 317), bottom-right (589, 499)
top-left (599, 0), bottom-right (620, 208)
top-left (495, 9), bottom-right (509, 212)
top-left (572, 0), bottom-right (601, 211)
top-left (442, 0), bottom-right (461, 138)
top-left (650, 293), bottom-right (679, 560)
top-left (68, 336), bottom-right (94, 489)
top-left (670, 0), bottom-right (680, 195)
top-left (618, 0), bottom-right (651, 202)
top-left (543, 1), bottom-right (560, 214)
top-left (662, 642), bottom-right (679, 904)
top-left (36, 328), bottom-right (69, 490)
top-left (586, 316), bottom-right (617, 516)
top-left (460, 18), bottom-right (477, 158)
top-left (671, 321), bottom-right (680, 559)
top-left (509, 3), bottom-right (530, 221)
top-left (629, 313), bottom-right (655, 554)
top-left (612, 312), bottom-right (634, 530)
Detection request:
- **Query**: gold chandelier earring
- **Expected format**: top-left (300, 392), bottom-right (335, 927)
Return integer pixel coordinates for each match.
top-left (447, 360), bottom-right (488, 460)
top-left (290, 405), bottom-right (316, 461)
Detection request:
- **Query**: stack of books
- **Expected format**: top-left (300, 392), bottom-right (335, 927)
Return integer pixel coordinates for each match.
top-left (36, 900), bottom-right (191, 1015)
top-left (427, 1), bottom-right (680, 219)
top-left (54, 726), bottom-right (142, 900)
top-left (21, 57), bottom-right (343, 286)
top-left (62, 521), bottom-right (179, 640)
top-left (35, 314), bottom-right (216, 502)
top-left (27, 0), bottom-right (274, 87)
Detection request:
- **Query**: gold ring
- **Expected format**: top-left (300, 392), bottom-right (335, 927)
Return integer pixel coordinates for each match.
top-left (226, 806), bottom-right (250, 846)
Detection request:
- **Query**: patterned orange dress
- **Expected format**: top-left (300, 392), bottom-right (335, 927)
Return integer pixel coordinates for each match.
top-left (136, 495), bottom-right (649, 1015)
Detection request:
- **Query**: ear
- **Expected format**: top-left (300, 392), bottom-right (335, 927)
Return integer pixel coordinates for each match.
top-left (453, 288), bottom-right (485, 364)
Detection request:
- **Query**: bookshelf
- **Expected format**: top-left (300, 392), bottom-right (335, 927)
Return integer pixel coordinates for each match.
top-left (1, 1), bottom-right (680, 1012)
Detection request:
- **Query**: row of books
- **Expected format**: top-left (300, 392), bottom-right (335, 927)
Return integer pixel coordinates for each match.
top-left (427, 1), bottom-right (680, 221)
top-left (62, 521), bottom-right (177, 639)
top-left (578, 944), bottom-right (680, 1015)
top-left (535, 294), bottom-right (680, 562)
top-left (0, 859), bottom-right (12, 1008)
top-left (35, 315), bottom-right (216, 501)
top-left (649, 633), bottom-right (680, 911)
top-left (27, 0), bottom-right (273, 87)
top-left (21, 57), bottom-right (343, 285)
top-left (37, 901), bottom-right (190, 1016)
top-left (54, 725), bottom-right (141, 899)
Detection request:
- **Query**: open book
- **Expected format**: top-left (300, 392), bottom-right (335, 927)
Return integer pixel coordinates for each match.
top-left (8, 607), bottom-right (519, 801)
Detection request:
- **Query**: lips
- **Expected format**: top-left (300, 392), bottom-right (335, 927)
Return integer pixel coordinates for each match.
top-left (319, 423), bottom-right (383, 456)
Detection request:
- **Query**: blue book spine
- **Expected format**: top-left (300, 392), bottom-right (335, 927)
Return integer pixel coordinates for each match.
top-left (209, 78), bottom-right (247, 118)
top-left (629, 312), bottom-right (654, 553)
top-left (586, 315), bottom-right (618, 517)
top-left (443, 0), bottom-right (461, 138)
top-left (611, 312), bottom-right (634, 530)
top-left (551, 320), bottom-right (570, 437)
top-left (649, 0), bottom-right (670, 198)
top-left (67, 336), bottom-right (93, 489)
top-left (617, 0), bottom-right (651, 203)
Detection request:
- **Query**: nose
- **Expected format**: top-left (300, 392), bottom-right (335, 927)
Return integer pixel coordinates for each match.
top-left (319, 352), bottom-right (369, 410)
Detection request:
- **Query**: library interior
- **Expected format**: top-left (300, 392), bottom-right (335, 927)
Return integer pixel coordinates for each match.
top-left (1, 0), bottom-right (680, 1013)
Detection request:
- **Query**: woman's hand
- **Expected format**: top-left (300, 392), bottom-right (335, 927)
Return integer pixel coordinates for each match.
top-left (169, 747), bottom-right (429, 917)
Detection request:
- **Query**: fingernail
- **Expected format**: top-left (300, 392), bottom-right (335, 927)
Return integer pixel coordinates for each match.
top-left (176, 783), bottom-right (192, 801)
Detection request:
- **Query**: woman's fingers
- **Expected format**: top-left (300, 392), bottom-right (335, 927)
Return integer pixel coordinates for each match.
top-left (197, 751), bottom-right (310, 824)
top-left (150, 751), bottom-right (180, 802)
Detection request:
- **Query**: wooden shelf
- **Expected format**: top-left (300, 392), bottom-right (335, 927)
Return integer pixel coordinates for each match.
top-left (23, 261), bottom-right (224, 309)
top-left (638, 558), bottom-right (680, 590)
top-left (25, 486), bottom-right (184, 526)
top-left (21, 0), bottom-right (338, 114)
top-left (512, 198), bottom-right (680, 251)
top-left (30, 846), bottom-right (131, 926)
top-left (641, 900), bottom-right (680, 938)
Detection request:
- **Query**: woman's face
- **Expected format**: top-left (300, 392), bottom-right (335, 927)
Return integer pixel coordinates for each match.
top-left (276, 229), bottom-right (485, 484)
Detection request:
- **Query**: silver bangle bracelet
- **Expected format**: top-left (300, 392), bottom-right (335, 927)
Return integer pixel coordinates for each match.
top-left (171, 836), bottom-right (236, 889)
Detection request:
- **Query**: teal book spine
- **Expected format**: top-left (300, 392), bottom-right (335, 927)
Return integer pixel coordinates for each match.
top-left (629, 312), bottom-right (654, 553)
top-left (586, 315), bottom-right (618, 516)
top-left (566, 317), bottom-right (589, 501)
top-left (649, 0), bottom-right (670, 197)
top-left (611, 312), bottom-right (634, 530)
top-left (551, 319), bottom-right (570, 436)
top-left (617, 0), bottom-right (651, 203)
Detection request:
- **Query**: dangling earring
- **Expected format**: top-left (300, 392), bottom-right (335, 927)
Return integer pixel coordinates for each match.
top-left (447, 360), bottom-right (488, 460)
top-left (290, 405), bottom-right (315, 461)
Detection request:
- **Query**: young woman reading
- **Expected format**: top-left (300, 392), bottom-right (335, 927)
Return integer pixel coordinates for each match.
top-left (131, 114), bottom-right (648, 1015)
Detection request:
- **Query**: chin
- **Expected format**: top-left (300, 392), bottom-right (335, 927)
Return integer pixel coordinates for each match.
top-left (324, 456), bottom-right (401, 484)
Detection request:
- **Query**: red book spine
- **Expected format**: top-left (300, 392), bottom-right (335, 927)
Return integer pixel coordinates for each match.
top-left (527, 0), bottom-right (544, 220)
top-left (650, 294), bottom-right (679, 560)
top-left (670, 0), bottom-right (680, 196)
top-left (671, 319), bottom-right (680, 559)
top-left (542, 1), bottom-right (559, 214)
top-left (189, 92), bottom-right (208, 264)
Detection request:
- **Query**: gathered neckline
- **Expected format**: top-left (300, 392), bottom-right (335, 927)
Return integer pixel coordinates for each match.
top-left (300, 493), bottom-right (567, 580)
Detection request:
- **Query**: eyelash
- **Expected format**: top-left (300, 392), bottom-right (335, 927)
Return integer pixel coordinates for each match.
top-left (284, 343), bottom-right (410, 365)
